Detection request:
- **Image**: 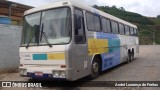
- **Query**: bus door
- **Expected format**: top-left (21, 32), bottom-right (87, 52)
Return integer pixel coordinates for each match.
top-left (73, 8), bottom-right (88, 79)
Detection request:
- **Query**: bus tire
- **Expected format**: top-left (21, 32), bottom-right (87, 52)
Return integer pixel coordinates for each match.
top-left (131, 50), bottom-right (134, 60)
top-left (126, 52), bottom-right (131, 63)
top-left (90, 57), bottom-right (100, 79)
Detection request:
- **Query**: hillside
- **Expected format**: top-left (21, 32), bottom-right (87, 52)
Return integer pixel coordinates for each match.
top-left (93, 5), bottom-right (154, 25)
top-left (148, 17), bottom-right (160, 25)
top-left (93, 5), bottom-right (160, 45)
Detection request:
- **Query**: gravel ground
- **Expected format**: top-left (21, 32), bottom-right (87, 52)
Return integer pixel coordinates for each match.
top-left (0, 45), bottom-right (160, 90)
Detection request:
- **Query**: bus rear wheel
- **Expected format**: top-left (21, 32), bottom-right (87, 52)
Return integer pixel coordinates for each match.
top-left (131, 50), bottom-right (134, 61)
top-left (90, 57), bottom-right (100, 79)
top-left (126, 52), bottom-right (131, 63)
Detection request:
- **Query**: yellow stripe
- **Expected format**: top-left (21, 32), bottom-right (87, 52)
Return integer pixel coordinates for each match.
top-left (88, 39), bottom-right (108, 55)
top-left (47, 53), bottom-right (65, 60)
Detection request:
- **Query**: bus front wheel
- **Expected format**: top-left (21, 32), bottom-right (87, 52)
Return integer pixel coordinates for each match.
top-left (90, 57), bottom-right (100, 79)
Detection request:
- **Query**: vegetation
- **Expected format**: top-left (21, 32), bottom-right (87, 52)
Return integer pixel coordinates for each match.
top-left (93, 5), bottom-right (160, 45)
top-left (148, 17), bottom-right (160, 25)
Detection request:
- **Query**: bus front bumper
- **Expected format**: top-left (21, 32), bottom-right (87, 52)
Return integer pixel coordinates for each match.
top-left (19, 66), bottom-right (69, 80)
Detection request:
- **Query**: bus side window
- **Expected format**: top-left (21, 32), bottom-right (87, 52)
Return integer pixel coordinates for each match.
top-left (94, 15), bottom-right (101, 31)
top-left (134, 28), bottom-right (138, 36)
top-left (119, 23), bottom-right (125, 35)
top-left (130, 27), bottom-right (134, 36)
top-left (106, 19), bottom-right (111, 33)
top-left (74, 8), bottom-right (86, 44)
top-left (101, 17), bottom-right (111, 33)
top-left (111, 21), bottom-right (118, 34)
top-left (125, 25), bottom-right (130, 35)
top-left (86, 12), bottom-right (94, 31)
top-left (86, 12), bottom-right (101, 32)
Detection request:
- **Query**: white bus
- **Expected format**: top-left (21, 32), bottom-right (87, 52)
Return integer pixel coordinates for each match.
top-left (19, 0), bottom-right (139, 81)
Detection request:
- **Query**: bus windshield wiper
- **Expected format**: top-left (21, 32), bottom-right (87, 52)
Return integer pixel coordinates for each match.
top-left (40, 23), bottom-right (52, 47)
top-left (26, 25), bottom-right (40, 49)
top-left (26, 33), bottom-right (35, 49)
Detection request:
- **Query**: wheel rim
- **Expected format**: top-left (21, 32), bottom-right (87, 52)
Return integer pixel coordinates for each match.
top-left (92, 62), bottom-right (99, 74)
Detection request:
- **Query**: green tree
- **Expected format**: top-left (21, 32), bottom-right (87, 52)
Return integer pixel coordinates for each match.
top-left (119, 7), bottom-right (125, 11)
top-left (157, 15), bottom-right (160, 19)
top-left (111, 5), bottom-right (117, 9)
top-left (93, 5), bottom-right (98, 9)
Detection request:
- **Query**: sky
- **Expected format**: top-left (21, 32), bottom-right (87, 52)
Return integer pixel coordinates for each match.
top-left (8, 0), bottom-right (160, 17)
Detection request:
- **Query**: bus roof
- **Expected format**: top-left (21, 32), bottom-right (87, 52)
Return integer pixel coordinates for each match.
top-left (24, 0), bottom-right (137, 28)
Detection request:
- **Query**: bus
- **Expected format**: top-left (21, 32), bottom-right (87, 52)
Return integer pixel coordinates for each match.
top-left (19, 0), bottom-right (139, 81)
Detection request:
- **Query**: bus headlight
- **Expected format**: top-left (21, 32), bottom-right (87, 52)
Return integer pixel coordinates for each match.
top-left (53, 71), bottom-right (60, 78)
top-left (59, 71), bottom-right (65, 78)
top-left (52, 71), bottom-right (65, 78)
top-left (19, 69), bottom-right (27, 76)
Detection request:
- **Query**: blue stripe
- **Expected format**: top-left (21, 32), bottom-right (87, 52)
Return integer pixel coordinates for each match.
top-left (33, 54), bottom-right (47, 60)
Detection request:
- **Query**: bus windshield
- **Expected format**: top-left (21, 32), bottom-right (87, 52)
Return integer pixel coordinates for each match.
top-left (21, 7), bottom-right (71, 47)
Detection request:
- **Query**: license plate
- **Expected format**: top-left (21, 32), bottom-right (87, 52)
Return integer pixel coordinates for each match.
top-left (35, 72), bottom-right (43, 76)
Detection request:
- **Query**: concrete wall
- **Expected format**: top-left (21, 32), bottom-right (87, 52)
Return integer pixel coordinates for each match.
top-left (0, 24), bottom-right (22, 70)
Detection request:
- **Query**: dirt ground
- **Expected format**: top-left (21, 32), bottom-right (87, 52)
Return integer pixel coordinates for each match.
top-left (0, 45), bottom-right (160, 90)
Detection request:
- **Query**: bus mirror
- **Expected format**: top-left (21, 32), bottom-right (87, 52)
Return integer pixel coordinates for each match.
top-left (74, 14), bottom-right (81, 30)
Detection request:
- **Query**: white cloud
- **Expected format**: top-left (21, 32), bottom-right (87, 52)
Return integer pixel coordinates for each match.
top-left (8, 0), bottom-right (160, 17)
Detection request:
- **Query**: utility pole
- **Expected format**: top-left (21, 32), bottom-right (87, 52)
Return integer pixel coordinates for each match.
top-left (8, 3), bottom-right (17, 24)
top-left (9, 4), bottom-right (11, 18)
